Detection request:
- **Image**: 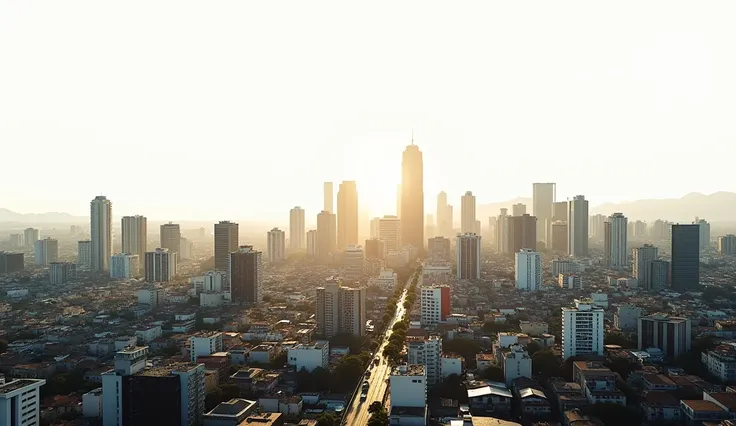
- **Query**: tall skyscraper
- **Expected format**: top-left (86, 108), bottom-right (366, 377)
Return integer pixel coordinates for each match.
top-left (214, 221), bottom-right (239, 271)
top-left (550, 221), bottom-right (568, 253)
top-left (317, 210), bottom-right (337, 258)
top-left (589, 214), bottom-right (607, 241)
top-left (401, 143), bottom-right (424, 250)
top-left (289, 206), bottom-right (305, 250)
top-left (533, 183), bottom-right (556, 242)
top-left (497, 208), bottom-right (510, 254)
top-left (121, 215), bottom-right (147, 271)
top-left (512, 203), bottom-right (527, 216)
top-left (267, 228), bottom-right (286, 262)
top-left (306, 230), bottom-right (318, 256)
top-left (145, 248), bottom-right (177, 282)
top-left (508, 214), bottom-right (537, 253)
top-left (456, 233), bottom-right (481, 280)
top-left (34, 238), bottom-right (59, 266)
top-left (337, 181), bottom-right (359, 250)
top-left (461, 191), bottom-right (476, 234)
top-left (324, 182), bottom-right (334, 213)
top-left (160, 223), bottom-right (181, 254)
top-left (437, 191), bottom-right (451, 238)
top-left (370, 217), bottom-right (381, 239)
top-left (568, 195), bottom-right (589, 258)
top-left (633, 244), bottom-right (659, 289)
top-left (604, 213), bottom-right (628, 269)
top-left (671, 224), bottom-right (700, 291)
top-left (695, 218), bottom-right (710, 251)
top-left (90, 195), bottom-right (112, 272)
top-left (379, 215), bottom-right (401, 251)
top-left (229, 245), bottom-right (263, 303)
top-left (77, 240), bottom-right (92, 270)
top-left (24, 227), bottom-right (40, 248)
top-left (552, 201), bottom-right (568, 222)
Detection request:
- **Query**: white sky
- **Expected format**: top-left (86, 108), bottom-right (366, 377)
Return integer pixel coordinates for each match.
top-left (1, 1), bottom-right (734, 221)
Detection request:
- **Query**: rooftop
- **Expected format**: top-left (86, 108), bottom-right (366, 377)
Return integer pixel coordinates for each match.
top-left (0, 379), bottom-right (45, 395)
top-left (204, 398), bottom-right (257, 418)
top-left (392, 364), bottom-right (425, 376)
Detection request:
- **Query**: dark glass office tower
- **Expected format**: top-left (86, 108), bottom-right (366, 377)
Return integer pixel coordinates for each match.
top-left (671, 224), bottom-right (700, 291)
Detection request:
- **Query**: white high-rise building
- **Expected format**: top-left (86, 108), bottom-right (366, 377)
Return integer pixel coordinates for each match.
top-left (379, 215), bottom-right (401, 251)
top-left (24, 228), bottom-right (40, 248)
top-left (407, 335), bottom-right (442, 385)
top-left (568, 195), bottom-right (589, 258)
top-left (343, 245), bottom-right (365, 280)
top-left (497, 208), bottom-right (510, 254)
top-left (437, 191), bottom-right (452, 238)
top-left (289, 206), bottom-right (305, 250)
top-left (91, 195), bottom-right (113, 272)
top-left (561, 298), bottom-right (604, 360)
top-left (77, 240), bottom-right (92, 270)
top-left (144, 248), bottom-right (177, 282)
top-left (267, 228), bottom-right (286, 263)
top-left (606, 213), bottom-right (628, 269)
top-left (189, 332), bottom-right (224, 362)
top-left (460, 191), bottom-right (476, 234)
top-left (0, 378), bottom-right (46, 426)
top-left (34, 238), bottom-right (59, 266)
top-left (515, 249), bottom-right (542, 292)
top-left (420, 286), bottom-right (450, 326)
top-left (121, 215), bottom-right (147, 270)
top-left (306, 230), bottom-right (318, 256)
top-left (110, 254), bottom-right (140, 279)
top-left (456, 233), bottom-right (481, 280)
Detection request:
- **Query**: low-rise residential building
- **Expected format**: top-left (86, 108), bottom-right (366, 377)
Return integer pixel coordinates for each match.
top-left (287, 341), bottom-right (329, 372)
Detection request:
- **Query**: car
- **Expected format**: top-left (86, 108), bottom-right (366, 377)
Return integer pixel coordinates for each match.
top-left (362, 380), bottom-right (370, 388)
top-left (360, 392), bottom-right (367, 401)
top-left (365, 371), bottom-right (372, 378)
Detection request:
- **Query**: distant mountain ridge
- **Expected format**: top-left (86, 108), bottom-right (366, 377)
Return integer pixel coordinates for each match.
top-left (3, 191), bottom-right (736, 224)
top-left (477, 192), bottom-right (736, 223)
top-left (0, 208), bottom-right (86, 224)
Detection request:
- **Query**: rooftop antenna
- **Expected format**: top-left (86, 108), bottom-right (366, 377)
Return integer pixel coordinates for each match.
top-left (411, 128), bottom-right (414, 145)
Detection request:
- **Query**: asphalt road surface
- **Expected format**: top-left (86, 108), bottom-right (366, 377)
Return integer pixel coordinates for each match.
top-left (343, 283), bottom-right (410, 425)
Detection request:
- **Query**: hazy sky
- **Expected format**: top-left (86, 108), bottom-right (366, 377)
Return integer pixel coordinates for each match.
top-left (1, 1), bottom-right (734, 221)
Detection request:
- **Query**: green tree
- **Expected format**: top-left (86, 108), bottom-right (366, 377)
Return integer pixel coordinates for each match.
top-left (481, 365), bottom-right (505, 382)
top-left (0, 339), bottom-right (7, 353)
top-left (531, 349), bottom-right (562, 381)
top-left (525, 341), bottom-right (542, 356)
top-left (368, 401), bottom-right (383, 414)
top-left (367, 409), bottom-right (389, 426)
top-left (316, 411), bottom-right (340, 426)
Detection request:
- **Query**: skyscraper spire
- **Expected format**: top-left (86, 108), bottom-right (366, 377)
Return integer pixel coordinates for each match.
top-left (411, 129), bottom-right (414, 145)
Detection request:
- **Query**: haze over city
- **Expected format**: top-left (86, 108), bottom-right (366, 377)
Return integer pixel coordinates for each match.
top-left (3, 1), bottom-right (736, 221)
top-left (3, 3), bottom-right (736, 426)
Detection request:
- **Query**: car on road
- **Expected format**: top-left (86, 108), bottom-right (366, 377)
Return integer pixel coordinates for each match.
top-left (365, 371), bottom-right (371, 378)
top-left (360, 391), bottom-right (367, 401)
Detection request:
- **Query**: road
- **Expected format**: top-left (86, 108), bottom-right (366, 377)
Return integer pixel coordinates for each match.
top-left (343, 281), bottom-right (410, 426)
